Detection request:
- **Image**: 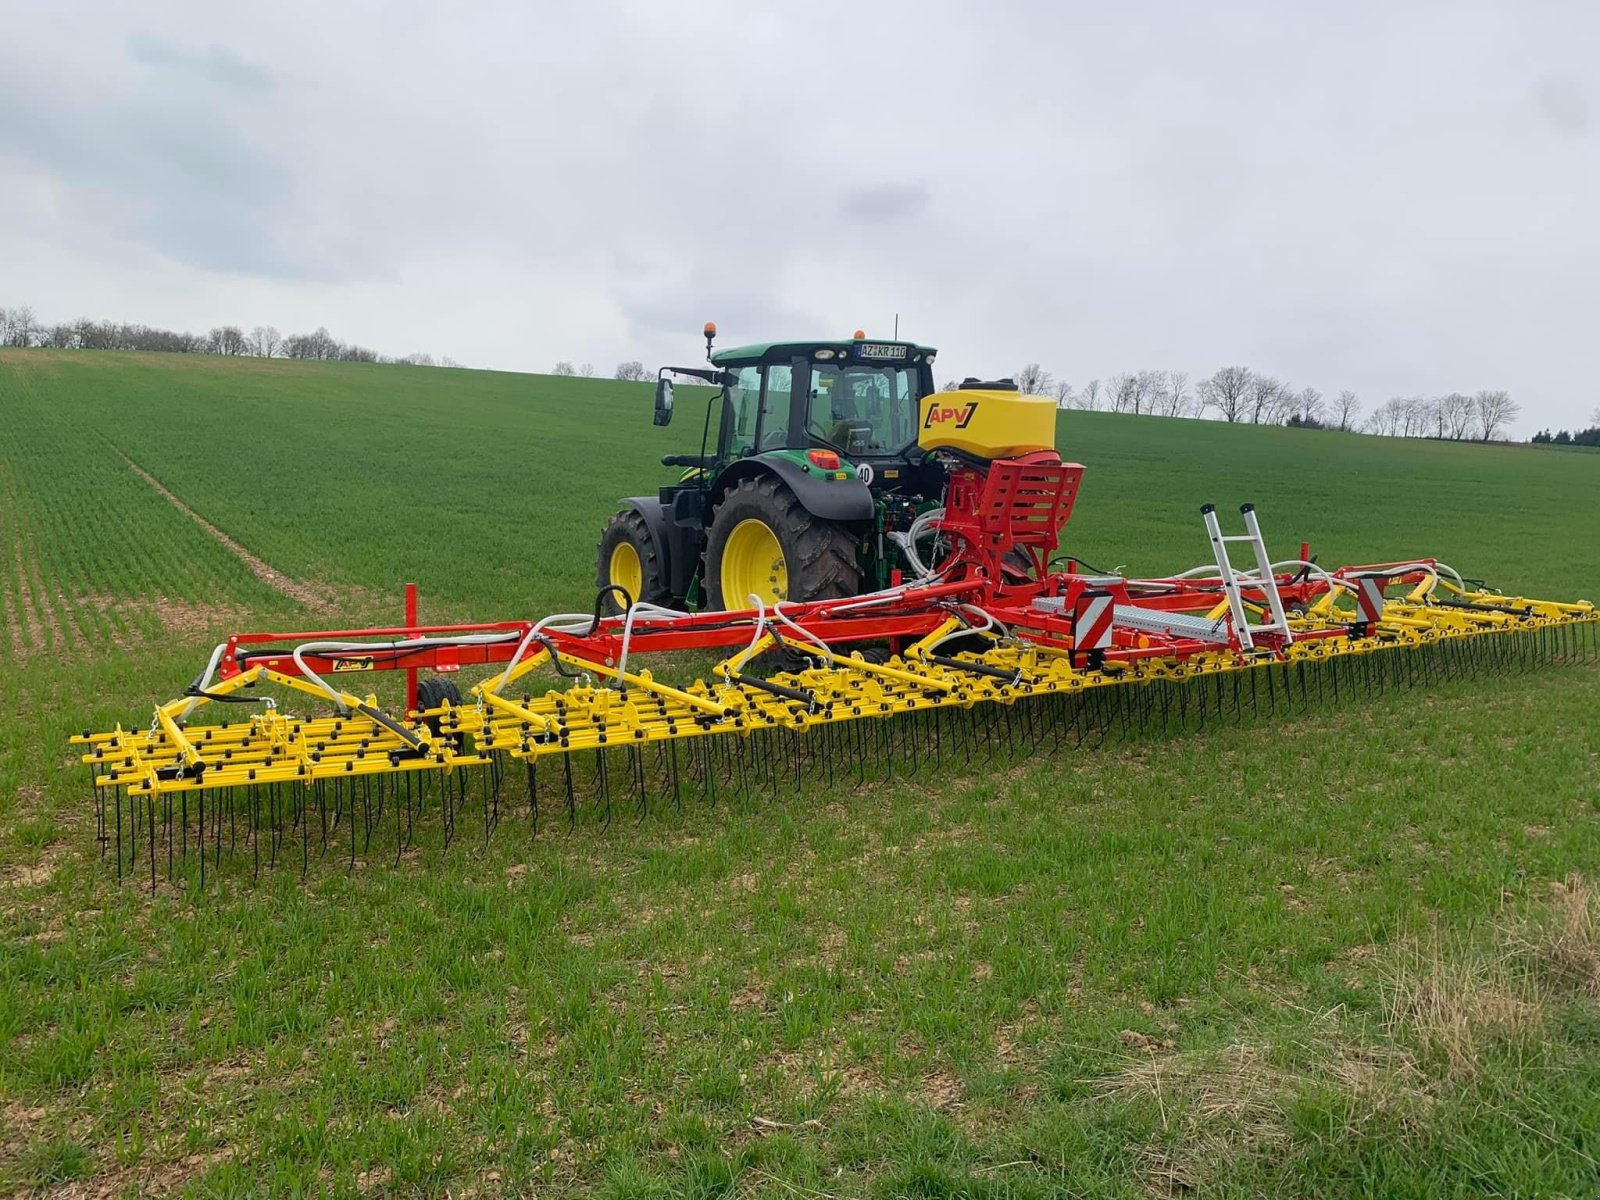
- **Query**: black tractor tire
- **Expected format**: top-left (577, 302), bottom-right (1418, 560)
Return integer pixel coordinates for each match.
top-left (596, 509), bottom-right (671, 614)
top-left (704, 474), bottom-right (861, 610)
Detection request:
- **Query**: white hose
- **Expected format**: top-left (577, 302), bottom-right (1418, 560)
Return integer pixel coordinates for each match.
top-left (1363, 560), bottom-right (1466, 594)
top-left (615, 601), bottom-right (692, 683)
top-left (771, 599), bottom-right (836, 665)
top-left (889, 507), bottom-right (957, 581)
top-left (491, 612), bottom-right (596, 693)
top-left (731, 596), bottom-right (771, 677)
top-left (922, 601), bottom-right (1011, 655)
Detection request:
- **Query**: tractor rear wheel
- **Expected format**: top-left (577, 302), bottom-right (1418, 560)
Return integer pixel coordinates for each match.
top-left (597, 509), bottom-right (670, 613)
top-left (705, 475), bottom-right (861, 610)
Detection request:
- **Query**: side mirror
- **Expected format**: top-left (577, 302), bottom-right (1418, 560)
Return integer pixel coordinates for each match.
top-left (653, 377), bottom-right (674, 426)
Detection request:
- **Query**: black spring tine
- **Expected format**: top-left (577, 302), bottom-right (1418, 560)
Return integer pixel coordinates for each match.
top-left (393, 774), bottom-right (405, 867)
top-left (479, 765), bottom-right (490, 847)
top-left (406, 771), bottom-right (417, 851)
top-left (596, 749), bottom-right (612, 833)
top-left (527, 759), bottom-right (540, 837)
top-left (492, 751), bottom-right (504, 838)
top-left (631, 745), bottom-right (648, 824)
top-left (268, 782), bottom-right (277, 869)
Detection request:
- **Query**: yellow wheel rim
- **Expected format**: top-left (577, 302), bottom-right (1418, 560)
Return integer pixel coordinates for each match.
top-left (721, 518), bottom-right (787, 606)
top-left (609, 541), bottom-right (643, 603)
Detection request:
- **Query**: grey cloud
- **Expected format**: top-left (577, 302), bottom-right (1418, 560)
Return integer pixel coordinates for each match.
top-left (619, 279), bottom-right (825, 348)
top-left (839, 183), bottom-right (930, 224)
top-left (1536, 75), bottom-right (1589, 136)
top-left (128, 34), bottom-right (276, 92)
top-left (0, 55), bottom-right (373, 282)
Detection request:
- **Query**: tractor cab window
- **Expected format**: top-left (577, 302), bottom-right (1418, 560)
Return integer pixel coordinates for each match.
top-left (807, 365), bottom-right (920, 455)
top-left (728, 364), bottom-right (797, 455)
top-left (758, 365), bottom-right (794, 452)
top-left (730, 367), bottom-right (762, 454)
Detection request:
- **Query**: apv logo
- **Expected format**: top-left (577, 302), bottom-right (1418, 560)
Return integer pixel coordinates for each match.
top-left (923, 400), bottom-right (978, 430)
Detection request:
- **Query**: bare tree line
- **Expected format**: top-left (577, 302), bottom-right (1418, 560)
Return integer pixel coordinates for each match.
top-left (551, 360), bottom-right (652, 381)
top-left (965, 363), bottom-right (1524, 442)
top-left (0, 303), bottom-right (460, 368)
top-left (1363, 391), bottom-right (1520, 442)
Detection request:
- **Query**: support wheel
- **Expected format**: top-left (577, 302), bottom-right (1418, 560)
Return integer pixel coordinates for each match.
top-left (415, 676), bottom-right (462, 736)
top-left (597, 509), bottom-right (670, 614)
top-left (705, 475), bottom-right (861, 610)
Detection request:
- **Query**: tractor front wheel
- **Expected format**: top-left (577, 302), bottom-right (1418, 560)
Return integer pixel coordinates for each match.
top-left (705, 475), bottom-right (861, 610)
top-left (597, 509), bottom-right (670, 613)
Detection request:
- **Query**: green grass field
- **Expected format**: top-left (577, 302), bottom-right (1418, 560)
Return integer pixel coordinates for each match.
top-left (2, 349), bottom-right (1598, 1197)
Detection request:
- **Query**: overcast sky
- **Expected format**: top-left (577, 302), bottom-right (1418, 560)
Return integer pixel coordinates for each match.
top-left (2, 1), bottom-right (1596, 432)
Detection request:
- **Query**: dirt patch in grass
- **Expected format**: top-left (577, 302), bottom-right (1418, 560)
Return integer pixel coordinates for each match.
top-left (1, 862), bottom-right (56, 887)
top-left (917, 1065), bottom-right (965, 1111)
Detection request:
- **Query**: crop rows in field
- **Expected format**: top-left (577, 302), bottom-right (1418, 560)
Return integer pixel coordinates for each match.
top-left (0, 355), bottom-right (292, 660)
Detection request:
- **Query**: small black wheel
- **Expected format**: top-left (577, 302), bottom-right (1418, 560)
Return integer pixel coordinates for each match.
top-left (597, 509), bottom-right (671, 614)
top-left (415, 676), bottom-right (462, 734)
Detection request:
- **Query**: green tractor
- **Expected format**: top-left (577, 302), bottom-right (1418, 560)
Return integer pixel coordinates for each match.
top-left (597, 324), bottom-right (954, 612)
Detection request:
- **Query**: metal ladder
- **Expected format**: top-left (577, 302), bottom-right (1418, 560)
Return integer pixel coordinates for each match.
top-left (1201, 503), bottom-right (1293, 651)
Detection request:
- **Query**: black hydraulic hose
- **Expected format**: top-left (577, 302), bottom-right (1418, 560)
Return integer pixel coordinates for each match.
top-left (183, 685), bottom-right (266, 704)
top-left (355, 702), bottom-right (425, 751)
top-left (1051, 554), bottom-right (1114, 576)
top-left (928, 654), bottom-right (1022, 684)
top-left (588, 585), bottom-right (634, 635)
top-left (730, 672), bottom-right (816, 707)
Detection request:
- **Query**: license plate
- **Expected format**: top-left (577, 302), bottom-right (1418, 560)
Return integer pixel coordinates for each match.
top-left (857, 343), bottom-right (907, 360)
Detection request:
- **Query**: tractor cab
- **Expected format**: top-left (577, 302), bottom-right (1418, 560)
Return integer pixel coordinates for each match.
top-left (709, 338), bottom-right (937, 477)
top-left (602, 327), bottom-right (950, 614)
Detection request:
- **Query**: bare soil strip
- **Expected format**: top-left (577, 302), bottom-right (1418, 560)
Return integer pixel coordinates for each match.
top-left (115, 448), bottom-right (337, 615)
